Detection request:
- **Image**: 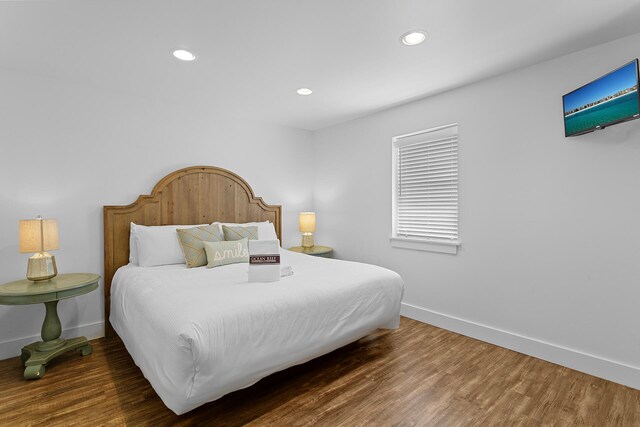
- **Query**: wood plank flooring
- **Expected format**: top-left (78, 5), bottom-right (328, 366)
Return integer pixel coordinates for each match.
top-left (0, 317), bottom-right (638, 426)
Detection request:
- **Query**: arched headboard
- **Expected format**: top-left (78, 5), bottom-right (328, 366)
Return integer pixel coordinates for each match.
top-left (103, 166), bottom-right (282, 336)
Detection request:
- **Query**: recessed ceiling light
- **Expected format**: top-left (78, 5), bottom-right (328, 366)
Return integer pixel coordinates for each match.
top-left (297, 88), bottom-right (313, 96)
top-left (401, 30), bottom-right (427, 46)
top-left (172, 49), bottom-right (196, 61)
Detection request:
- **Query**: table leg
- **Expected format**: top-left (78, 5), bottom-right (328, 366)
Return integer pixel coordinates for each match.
top-left (42, 301), bottom-right (61, 340)
top-left (24, 364), bottom-right (45, 380)
top-left (20, 300), bottom-right (92, 379)
top-left (22, 336), bottom-right (91, 380)
top-left (36, 300), bottom-right (65, 352)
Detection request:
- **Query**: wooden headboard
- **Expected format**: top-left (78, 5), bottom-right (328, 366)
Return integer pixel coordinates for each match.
top-left (103, 165), bottom-right (282, 336)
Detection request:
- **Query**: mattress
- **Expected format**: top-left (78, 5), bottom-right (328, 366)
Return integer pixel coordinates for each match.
top-left (110, 249), bottom-right (404, 415)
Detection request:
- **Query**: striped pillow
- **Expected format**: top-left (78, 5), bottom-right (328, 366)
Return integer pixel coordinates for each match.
top-left (222, 225), bottom-right (258, 241)
top-left (176, 224), bottom-right (224, 268)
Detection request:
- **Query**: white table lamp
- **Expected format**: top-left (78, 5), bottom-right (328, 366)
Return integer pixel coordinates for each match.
top-left (299, 212), bottom-right (316, 249)
top-left (19, 216), bottom-right (59, 282)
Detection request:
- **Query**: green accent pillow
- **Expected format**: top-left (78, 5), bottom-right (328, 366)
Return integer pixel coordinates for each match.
top-left (204, 238), bottom-right (249, 268)
top-left (176, 224), bottom-right (224, 268)
top-left (222, 225), bottom-right (258, 241)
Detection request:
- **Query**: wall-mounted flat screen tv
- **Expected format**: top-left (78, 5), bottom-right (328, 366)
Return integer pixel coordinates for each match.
top-left (563, 59), bottom-right (640, 137)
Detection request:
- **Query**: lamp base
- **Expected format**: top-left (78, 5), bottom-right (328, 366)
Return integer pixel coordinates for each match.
top-left (27, 252), bottom-right (58, 282)
top-left (301, 233), bottom-right (315, 249)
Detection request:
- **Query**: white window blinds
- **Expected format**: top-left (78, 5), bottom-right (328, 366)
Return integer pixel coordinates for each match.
top-left (392, 124), bottom-right (458, 243)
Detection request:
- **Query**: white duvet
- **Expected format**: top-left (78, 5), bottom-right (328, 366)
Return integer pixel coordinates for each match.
top-left (110, 249), bottom-right (403, 415)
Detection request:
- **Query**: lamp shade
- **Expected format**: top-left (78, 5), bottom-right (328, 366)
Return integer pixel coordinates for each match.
top-left (19, 218), bottom-right (59, 253)
top-left (299, 212), bottom-right (316, 233)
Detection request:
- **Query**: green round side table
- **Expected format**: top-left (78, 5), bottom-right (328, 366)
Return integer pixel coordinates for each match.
top-left (288, 246), bottom-right (333, 258)
top-left (0, 273), bottom-right (100, 379)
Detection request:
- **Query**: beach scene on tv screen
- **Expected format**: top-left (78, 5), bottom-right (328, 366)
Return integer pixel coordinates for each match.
top-left (563, 61), bottom-right (639, 136)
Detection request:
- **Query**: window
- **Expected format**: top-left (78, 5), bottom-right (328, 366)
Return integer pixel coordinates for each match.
top-left (391, 123), bottom-right (459, 254)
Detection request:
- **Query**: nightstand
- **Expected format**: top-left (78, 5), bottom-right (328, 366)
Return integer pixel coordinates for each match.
top-left (0, 273), bottom-right (100, 379)
top-left (288, 246), bottom-right (333, 258)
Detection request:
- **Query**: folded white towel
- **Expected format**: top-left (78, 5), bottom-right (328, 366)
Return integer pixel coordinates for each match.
top-left (248, 240), bottom-right (280, 256)
top-left (248, 240), bottom-right (282, 282)
top-left (248, 264), bottom-right (281, 282)
top-left (280, 265), bottom-right (293, 277)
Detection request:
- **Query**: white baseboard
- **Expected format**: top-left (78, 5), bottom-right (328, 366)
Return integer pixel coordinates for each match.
top-left (0, 322), bottom-right (104, 361)
top-left (401, 302), bottom-right (640, 390)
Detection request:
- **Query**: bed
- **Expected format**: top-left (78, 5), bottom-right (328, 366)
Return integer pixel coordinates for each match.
top-left (103, 166), bottom-right (404, 415)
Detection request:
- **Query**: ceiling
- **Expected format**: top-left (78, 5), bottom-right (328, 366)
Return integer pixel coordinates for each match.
top-left (2, 1), bottom-right (640, 131)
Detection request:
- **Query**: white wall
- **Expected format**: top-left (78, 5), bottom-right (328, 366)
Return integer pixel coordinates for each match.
top-left (0, 69), bottom-right (313, 359)
top-left (313, 32), bottom-right (640, 388)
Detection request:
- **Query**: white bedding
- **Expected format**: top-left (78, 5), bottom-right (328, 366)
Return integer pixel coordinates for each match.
top-left (110, 249), bottom-right (404, 415)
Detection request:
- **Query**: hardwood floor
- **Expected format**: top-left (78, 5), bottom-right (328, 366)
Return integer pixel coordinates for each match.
top-left (0, 317), bottom-right (638, 426)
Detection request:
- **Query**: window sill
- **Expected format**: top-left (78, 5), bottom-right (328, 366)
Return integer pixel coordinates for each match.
top-left (390, 237), bottom-right (460, 254)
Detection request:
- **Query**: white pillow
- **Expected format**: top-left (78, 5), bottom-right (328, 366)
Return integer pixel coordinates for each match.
top-left (129, 223), bottom-right (139, 265)
top-left (130, 223), bottom-right (206, 267)
top-left (217, 221), bottom-right (278, 241)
